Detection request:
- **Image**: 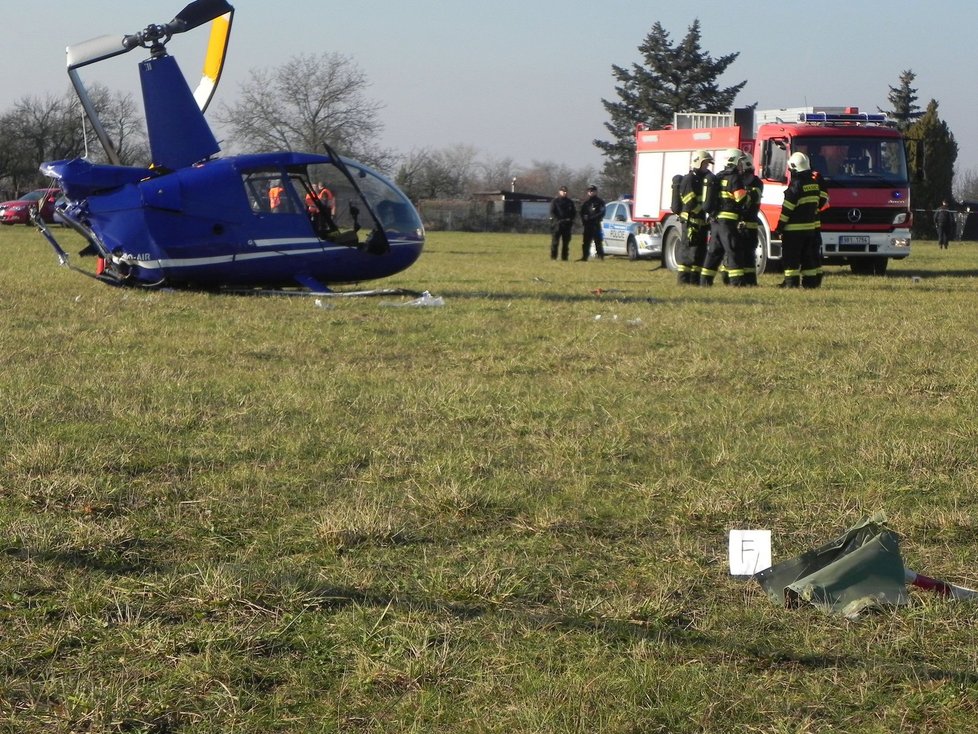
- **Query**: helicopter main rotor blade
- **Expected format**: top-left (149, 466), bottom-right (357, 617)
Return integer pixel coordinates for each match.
top-left (66, 34), bottom-right (131, 70)
top-left (192, 8), bottom-right (233, 112)
top-left (167, 0), bottom-right (234, 35)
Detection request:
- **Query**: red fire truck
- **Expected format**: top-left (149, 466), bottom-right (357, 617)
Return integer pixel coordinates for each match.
top-left (632, 107), bottom-right (912, 275)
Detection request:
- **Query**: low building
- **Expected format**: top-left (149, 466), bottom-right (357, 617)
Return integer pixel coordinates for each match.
top-left (471, 190), bottom-right (552, 220)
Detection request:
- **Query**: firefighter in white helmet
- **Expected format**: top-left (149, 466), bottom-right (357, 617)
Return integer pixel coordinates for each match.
top-left (676, 149), bottom-right (714, 284)
top-left (699, 148), bottom-right (748, 286)
top-left (775, 151), bottom-right (829, 288)
top-left (738, 153), bottom-right (763, 286)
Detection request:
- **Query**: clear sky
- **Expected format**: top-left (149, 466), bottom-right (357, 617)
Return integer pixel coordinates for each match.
top-left (5, 0), bottom-right (976, 180)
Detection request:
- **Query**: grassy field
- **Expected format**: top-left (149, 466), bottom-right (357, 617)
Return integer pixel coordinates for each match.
top-left (3, 225), bottom-right (978, 732)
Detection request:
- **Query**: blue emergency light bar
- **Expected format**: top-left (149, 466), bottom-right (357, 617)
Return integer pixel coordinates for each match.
top-left (799, 112), bottom-right (889, 125)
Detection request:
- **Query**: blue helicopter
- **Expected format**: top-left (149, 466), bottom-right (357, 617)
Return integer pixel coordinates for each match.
top-left (37, 0), bottom-right (425, 292)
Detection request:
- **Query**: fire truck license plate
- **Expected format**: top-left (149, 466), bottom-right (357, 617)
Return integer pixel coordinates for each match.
top-left (839, 236), bottom-right (870, 245)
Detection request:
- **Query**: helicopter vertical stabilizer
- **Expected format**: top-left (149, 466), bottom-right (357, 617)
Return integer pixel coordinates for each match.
top-left (141, 54), bottom-right (220, 169)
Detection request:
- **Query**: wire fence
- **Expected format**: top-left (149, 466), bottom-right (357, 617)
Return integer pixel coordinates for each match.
top-left (416, 199), bottom-right (551, 233)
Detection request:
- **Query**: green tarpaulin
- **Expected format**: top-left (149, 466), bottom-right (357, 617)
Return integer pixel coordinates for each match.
top-left (754, 515), bottom-right (908, 617)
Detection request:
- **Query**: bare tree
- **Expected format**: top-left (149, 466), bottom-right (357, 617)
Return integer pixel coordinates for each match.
top-left (395, 144), bottom-right (480, 200)
top-left (476, 155), bottom-right (517, 192)
top-left (0, 94), bottom-right (85, 193)
top-left (82, 85), bottom-right (148, 166)
top-left (515, 161), bottom-right (599, 199)
top-left (216, 52), bottom-right (392, 170)
top-left (953, 167), bottom-right (978, 203)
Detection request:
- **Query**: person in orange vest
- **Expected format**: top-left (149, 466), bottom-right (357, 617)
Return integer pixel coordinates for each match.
top-left (268, 180), bottom-right (285, 212)
top-left (305, 188), bottom-right (319, 217)
top-left (316, 182), bottom-right (336, 216)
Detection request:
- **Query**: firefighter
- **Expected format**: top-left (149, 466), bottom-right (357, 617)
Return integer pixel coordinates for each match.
top-left (578, 185), bottom-right (606, 261)
top-left (699, 148), bottom-right (747, 286)
top-left (738, 154), bottom-right (763, 286)
top-left (810, 169), bottom-right (830, 286)
top-left (776, 152), bottom-right (829, 288)
top-left (677, 150), bottom-right (714, 284)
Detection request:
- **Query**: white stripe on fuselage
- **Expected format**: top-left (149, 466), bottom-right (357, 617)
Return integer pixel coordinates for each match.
top-left (115, 238), bottom-right (416, 271)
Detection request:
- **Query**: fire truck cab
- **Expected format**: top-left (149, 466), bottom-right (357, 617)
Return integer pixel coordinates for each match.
top-left (632, 107), bottom-right (912, 275)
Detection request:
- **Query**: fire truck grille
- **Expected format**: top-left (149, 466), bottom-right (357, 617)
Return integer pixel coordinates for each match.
top-left (820, 208), bottom-right (900, 227)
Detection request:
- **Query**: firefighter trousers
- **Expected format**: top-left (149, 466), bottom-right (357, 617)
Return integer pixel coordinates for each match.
top-left (701, 220), bottom-right (738, 283)
top-left (781, 230), bottom-right (822, 287)
top-left (678, 221), bottom-right (708, 280)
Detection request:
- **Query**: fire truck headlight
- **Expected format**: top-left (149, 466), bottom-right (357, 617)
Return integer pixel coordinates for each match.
top-left (892, 212), bottom-right (909, 225)
top-left (891, 237), bottom-right (910, 248)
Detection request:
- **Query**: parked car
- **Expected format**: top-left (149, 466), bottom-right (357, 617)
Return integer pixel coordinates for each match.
top-left (599, 197), bottom-right (662, 260)
top-left (0, 188), bottom-right (62, 225)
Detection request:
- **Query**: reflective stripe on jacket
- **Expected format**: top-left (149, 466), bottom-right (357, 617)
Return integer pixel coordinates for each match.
top-left (779, 170), bottom-right (829, 232)
top-left (716, 167), bottom-right (747, 222)
top-left (680, 169), bottom-right (708, 226)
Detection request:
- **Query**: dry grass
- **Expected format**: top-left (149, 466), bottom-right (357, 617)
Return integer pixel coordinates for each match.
top-left (2, 226), bottom-right (978, 732)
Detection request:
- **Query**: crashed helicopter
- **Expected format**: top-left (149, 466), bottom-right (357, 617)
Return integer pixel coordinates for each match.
top-left (37, 0), bottom-right (425, 292)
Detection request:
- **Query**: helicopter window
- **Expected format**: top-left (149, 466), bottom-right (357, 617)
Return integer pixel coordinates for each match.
top-left (241, 170), bottom-right (302, 214)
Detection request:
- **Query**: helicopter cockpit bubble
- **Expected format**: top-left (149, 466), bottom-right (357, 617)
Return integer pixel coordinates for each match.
top-left (309, 159), bottom-right (424, 242)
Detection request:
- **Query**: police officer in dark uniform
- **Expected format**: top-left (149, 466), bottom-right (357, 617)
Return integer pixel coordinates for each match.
top-left (677, 150), bottom-right (714, 284)
top-left (549, 186), bottom-right (576, 260)
top-left (776, 152), bottom-right (829, 288)
top-left (738, 154), bottom-right (763, 286)
top-left (700, 148), bottom-right (747, 286)
top-left (578, 185), bottom-right (606, 261)
top-left (934, 200), bottom-right (953, 249)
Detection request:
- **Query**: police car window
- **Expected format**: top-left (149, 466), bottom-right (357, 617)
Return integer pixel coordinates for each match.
top-left (614, 204), bottom-right (627, 222)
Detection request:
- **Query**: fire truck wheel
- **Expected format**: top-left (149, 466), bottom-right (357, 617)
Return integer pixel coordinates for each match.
top-left (662, 226), bottom-right (681, 271)
top-left (753, 232), bottom-right (768, 276)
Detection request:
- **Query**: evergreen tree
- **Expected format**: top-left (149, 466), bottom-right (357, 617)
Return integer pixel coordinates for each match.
top-left (906, 99), bottom-right (958, 236)
top-left (879, 69), bottom-right (923, 132)
top-left (594, 20), bottom-right (745, 192)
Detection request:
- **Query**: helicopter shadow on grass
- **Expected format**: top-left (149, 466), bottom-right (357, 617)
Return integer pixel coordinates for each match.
top-left (433, 289), bottom-right (667, 305)
top-left (877, 267), bottom-right (978, 279)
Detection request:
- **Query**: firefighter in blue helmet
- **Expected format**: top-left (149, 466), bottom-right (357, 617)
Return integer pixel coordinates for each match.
top-left (700, 148), bottom-right (747, 286)
top-left (738, 153), bottom-right (763, 286)
top-left (776, 152), bottom-right (829, 288)
top-left (677, 149), bottom-right (714, 284)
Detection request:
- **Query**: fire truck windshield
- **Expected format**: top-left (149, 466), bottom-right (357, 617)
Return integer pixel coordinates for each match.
top-left (791, 136), bottom-right (908, 186)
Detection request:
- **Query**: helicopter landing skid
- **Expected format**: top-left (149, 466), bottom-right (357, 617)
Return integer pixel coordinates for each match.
top-left (221, 287), bottom-right (425, 298)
